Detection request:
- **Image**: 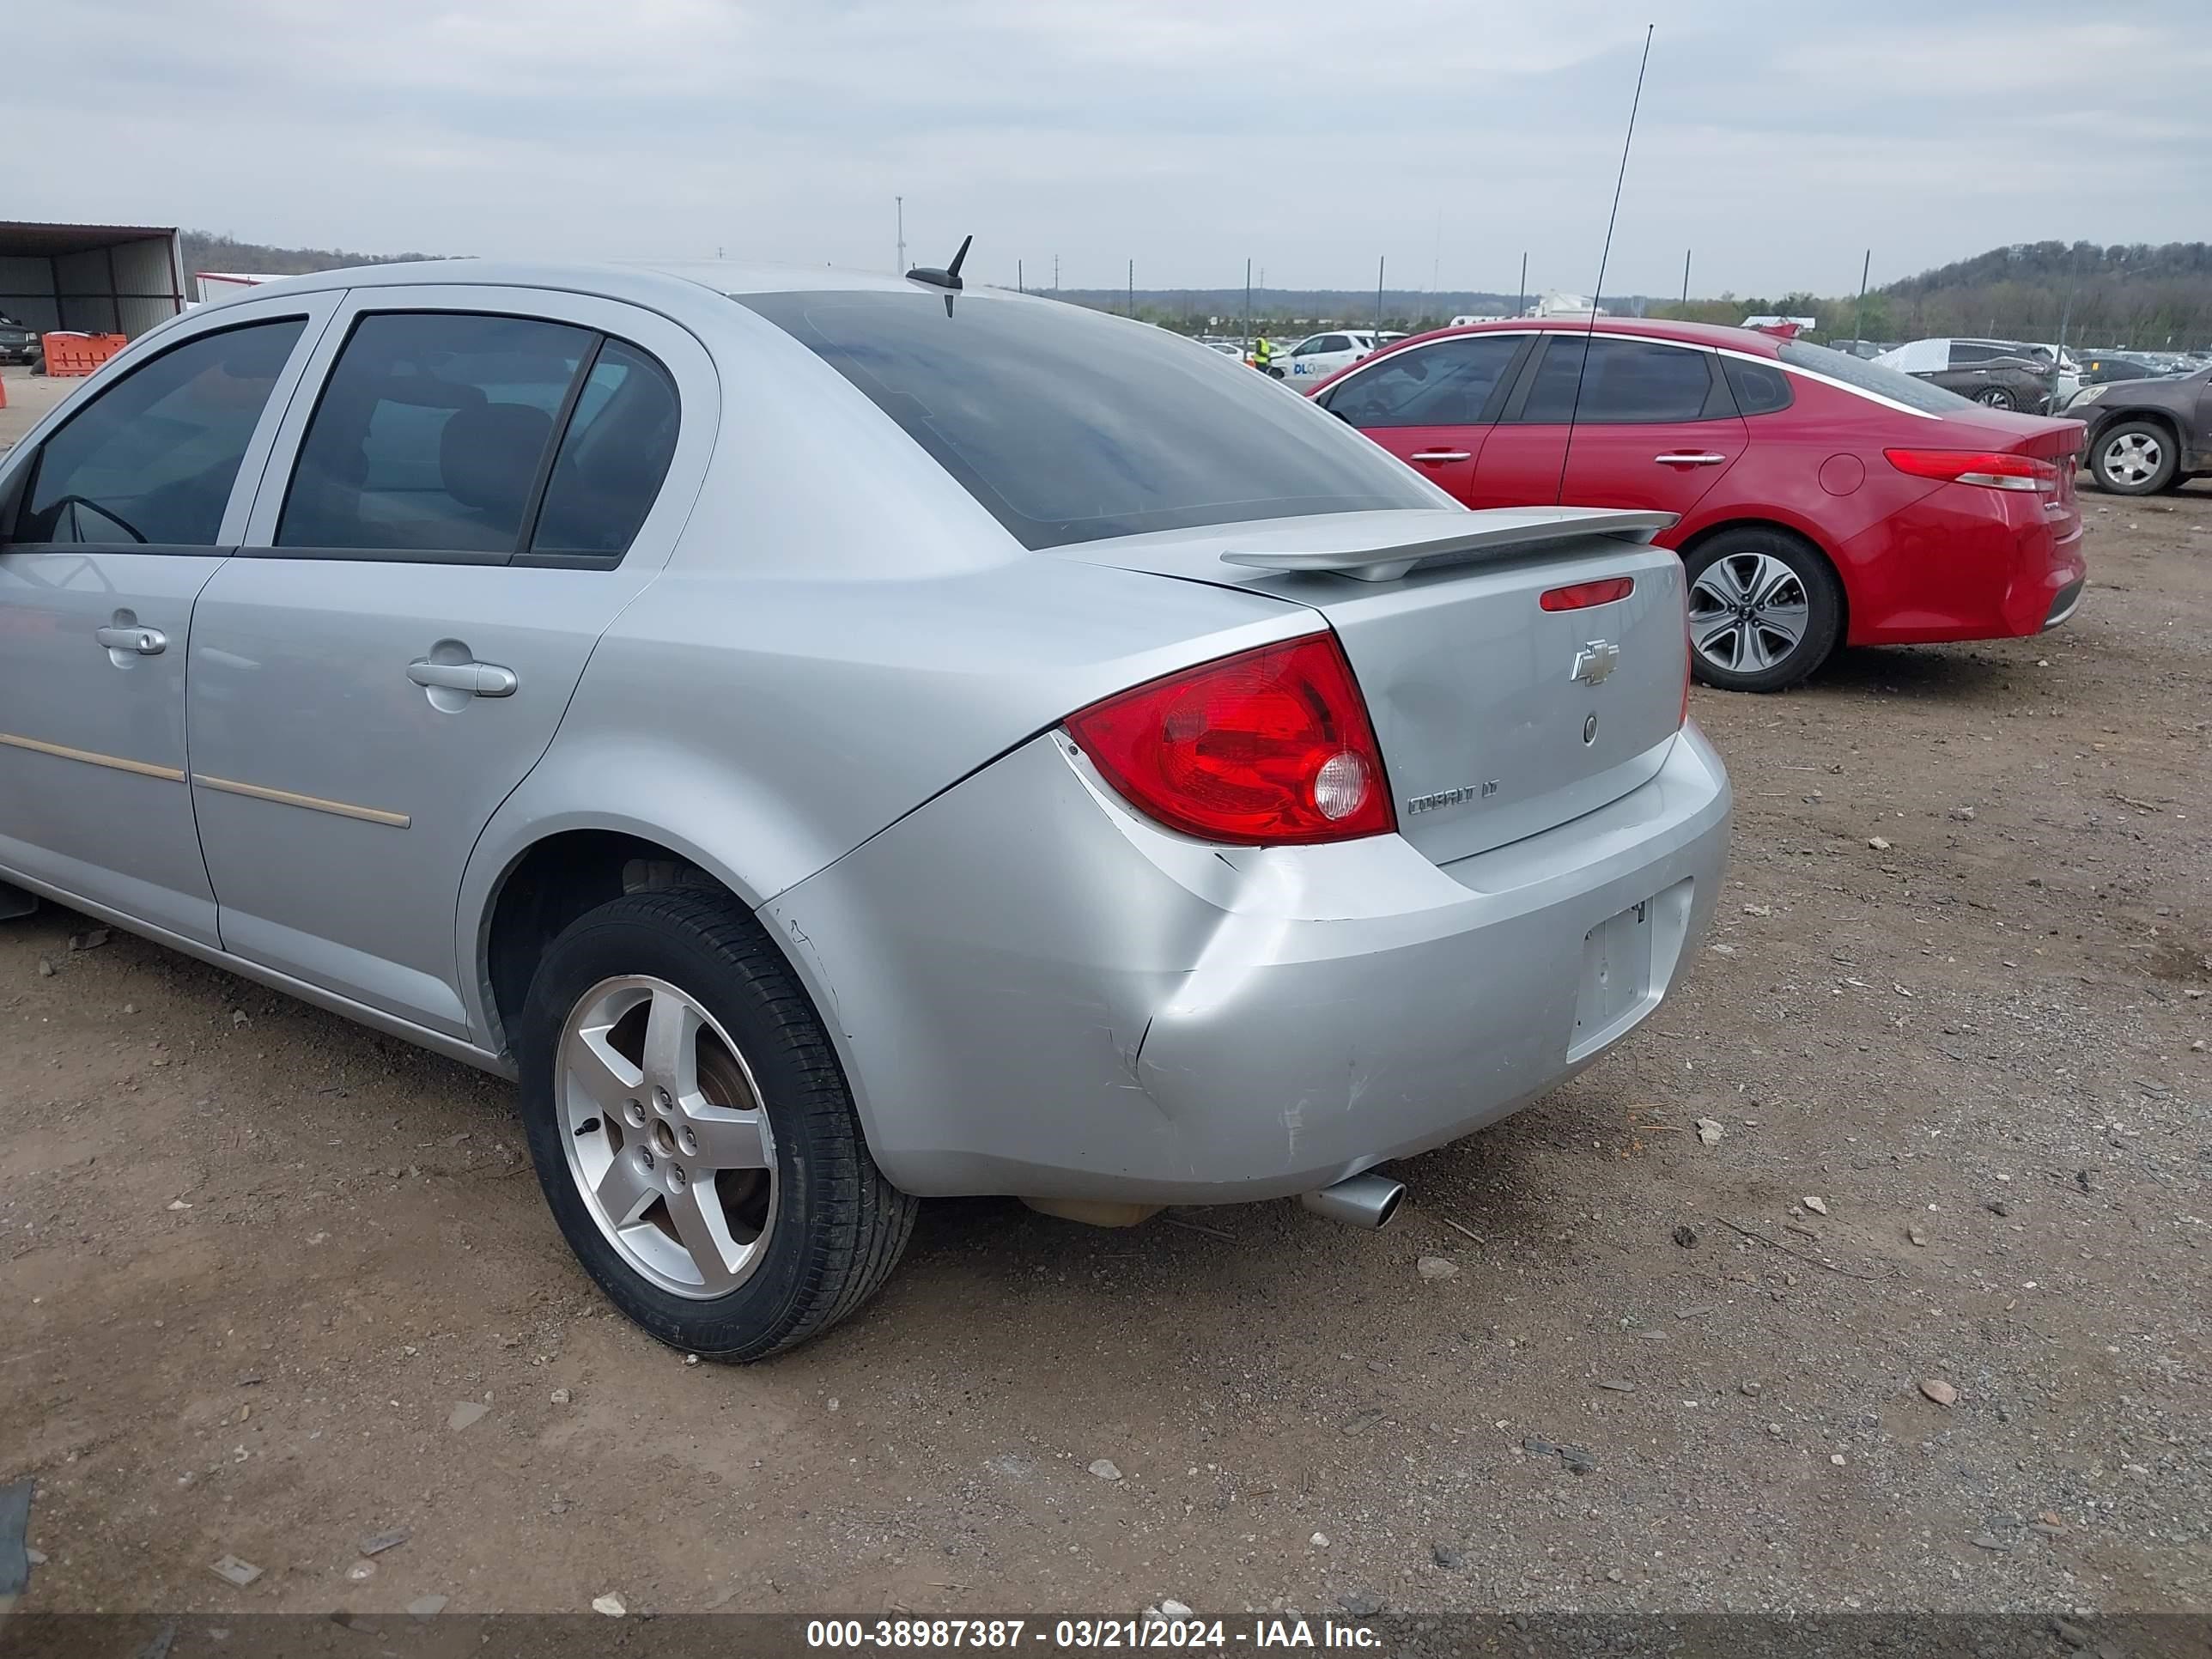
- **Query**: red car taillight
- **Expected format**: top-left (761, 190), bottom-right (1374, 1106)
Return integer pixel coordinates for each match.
top-left (1883, 447), bottom-right (2059, 494)
top-left (1540, 575), bottom-right (1636, 611)
top-left (1066, 635), bottom-right (1395, 845)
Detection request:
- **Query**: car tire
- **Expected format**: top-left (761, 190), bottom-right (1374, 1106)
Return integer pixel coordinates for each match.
top-left (516, 888), bottom-right (915, 1361)
top-left (2089, 420), bottom-right (2179, 495)
top-left (1683, 528), bottom-right (1844, 694)
top-left (1972, 386), bottom-right (2017, 410)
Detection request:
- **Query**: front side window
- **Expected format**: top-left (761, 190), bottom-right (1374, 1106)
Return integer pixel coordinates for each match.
top-left (1322, 336), bottom-right (1523, 428)
top-left (13, 319), bottom-right (306, 546)
top-left (278, 312), bottom-right (592, 553)
top-left (1519, 337), bottom-right (1717, 424)
top-left (735, 291), bottom-right (1438, 550)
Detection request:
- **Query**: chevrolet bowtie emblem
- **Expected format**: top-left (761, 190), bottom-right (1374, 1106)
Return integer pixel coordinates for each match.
top-left (1571, 640), bottom-right (1620, 687)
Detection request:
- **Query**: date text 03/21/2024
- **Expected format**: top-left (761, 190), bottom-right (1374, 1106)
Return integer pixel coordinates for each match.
top-left (805, 1618), bottom-right (1383, 1650)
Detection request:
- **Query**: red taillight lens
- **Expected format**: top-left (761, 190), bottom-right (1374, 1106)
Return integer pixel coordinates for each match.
top-left (1066, 635), bottom-right (1395, 845)
top-left (1884, 447), bottom-right (2059, 493)
top-left (1540, 575), bottom-right (1636, 611)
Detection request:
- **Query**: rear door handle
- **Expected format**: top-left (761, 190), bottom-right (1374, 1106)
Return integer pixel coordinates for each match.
top-left (1655, 452), bottom-right (1727, 466)
top-left (94, 624), bottom-right (167, 655)
top-left (407, 659), bottom-right (518, 698)
top-left (1409, 450), bottom-right (1473, 464)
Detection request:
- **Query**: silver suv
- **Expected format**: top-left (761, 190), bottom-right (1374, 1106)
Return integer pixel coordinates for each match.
top-left (0, 261), bottom-right (1730, 1357)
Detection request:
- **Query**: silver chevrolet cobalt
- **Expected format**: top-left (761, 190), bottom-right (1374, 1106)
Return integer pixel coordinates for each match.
top-left (0, 257), bottom-right (1730, 1357)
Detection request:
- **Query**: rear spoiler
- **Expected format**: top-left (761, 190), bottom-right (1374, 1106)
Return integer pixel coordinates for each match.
top-left (1221, 507), bottom-right (1677, 583)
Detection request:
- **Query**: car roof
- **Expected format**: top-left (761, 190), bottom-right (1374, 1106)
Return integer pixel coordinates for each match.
top-left (190, 257), bottom-right (957, 315)
top-left (1377, 316), bottom-right (1785, 357)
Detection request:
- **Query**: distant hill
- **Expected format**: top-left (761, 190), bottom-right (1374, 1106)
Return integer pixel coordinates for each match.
top-left (180, 231), bottom-right (449, 278)
top-left (1650, 241), bottom-right (2211, 350)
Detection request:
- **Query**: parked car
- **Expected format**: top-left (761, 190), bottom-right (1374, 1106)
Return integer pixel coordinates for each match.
top-left (1308, 319), bottom-right (2087, 692)
top-left (0, 260), bottom-right (1731, 1358)
top-left (2066, 365), bottom-right (2212, 494)
top-left (1874, 338), bottom-right (2063, 411)
top-left (0, 312), bottom-right (41, 367)
top-left (2074, 352), bottom-right (2165, 388)
top-left (1279, 329), bottom-right (1403, 382)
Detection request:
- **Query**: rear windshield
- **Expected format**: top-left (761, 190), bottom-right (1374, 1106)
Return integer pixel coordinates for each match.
top-left (735, 290), bottom-right (1439, 549)
top-left (1777, 340), bottom-right (1978, 414)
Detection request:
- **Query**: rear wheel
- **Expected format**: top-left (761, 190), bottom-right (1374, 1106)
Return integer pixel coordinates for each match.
top-left (1972, 385), bottom-right (2018, 410)
top-left (516, 889), bottom-right (915, 1360)
top-left (2090, 420), bottom-right (2178, 495)
top-left (1683, 528), bottom-right (1844, 693)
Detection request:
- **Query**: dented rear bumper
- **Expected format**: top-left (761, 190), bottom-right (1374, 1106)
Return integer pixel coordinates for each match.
top-left (766, 723), bottom-right (1731, 1205)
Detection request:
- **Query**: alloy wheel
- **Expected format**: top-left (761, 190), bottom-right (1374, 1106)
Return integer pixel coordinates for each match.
top-left (2101, 430), bottom-right (2164, 488)
top-left (1688, 552), bottom-right (1811, 677)
top-left (557, 975), bottom-right (776, 1299)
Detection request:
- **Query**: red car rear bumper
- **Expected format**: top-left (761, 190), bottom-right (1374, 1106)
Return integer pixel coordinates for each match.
top-left (1837, 483), bottom-right (2087, 647)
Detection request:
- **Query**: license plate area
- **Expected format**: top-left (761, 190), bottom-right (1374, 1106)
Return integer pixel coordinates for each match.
top-left (1569, 898), bottom-right (1657, 1060)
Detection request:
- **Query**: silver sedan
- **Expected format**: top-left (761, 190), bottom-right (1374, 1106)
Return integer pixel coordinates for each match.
top-left (0, 258), bottom-right (1731, 1358)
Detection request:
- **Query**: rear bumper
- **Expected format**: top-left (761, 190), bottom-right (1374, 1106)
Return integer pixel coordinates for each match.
top-left (767, 723), bottom-right (1731, 1204)
top-left (1841, 484), bottom-right (2086, 646)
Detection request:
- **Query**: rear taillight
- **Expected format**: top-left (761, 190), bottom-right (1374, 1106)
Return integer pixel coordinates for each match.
top-left (1540, 576), bottom-right (1636, 611)
top-left (1884, 447), bottom-right (2059, 494)
top-left (1066, 635), bottom-right (1395, 845)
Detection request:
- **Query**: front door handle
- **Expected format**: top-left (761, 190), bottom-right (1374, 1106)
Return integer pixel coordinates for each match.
top-left (1655, 452), bottom-right (1727, 466)
top-left (1408, 449), bottom-right (1473, 464)
top-left (94, 623), bottom-right (167, 655)
top-left (407, 659), bottom-right (518, 698)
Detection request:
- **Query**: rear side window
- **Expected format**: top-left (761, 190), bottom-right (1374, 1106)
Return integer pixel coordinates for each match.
top-left (13, 319), bottom-right (305, 547)
top-left (528, 340), bottom-right (681, 560)
top-left (1948, 342), bottom-right (2001, 366)
top-left (1723, 356), bottom-right (1794, 416)
top-left (1322, 336), bottom-right (1522, 428)
top-left (279, 313), bottom-right (591, 553)
top-left (1518, 337), bottom-right (1718, 423)
top-left (735, 291), bottom-right (1438, 550)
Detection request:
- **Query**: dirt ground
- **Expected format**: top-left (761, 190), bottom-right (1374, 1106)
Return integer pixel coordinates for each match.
top-left (4, 479), bottom-right (2208, 1622)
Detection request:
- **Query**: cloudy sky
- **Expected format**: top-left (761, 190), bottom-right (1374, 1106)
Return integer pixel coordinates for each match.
top-left (19, 0), bottom-right (2211, 297)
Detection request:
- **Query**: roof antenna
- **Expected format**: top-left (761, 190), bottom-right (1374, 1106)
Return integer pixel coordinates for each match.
top-left (908, 234), bottom-right (972, 316)
top-left (1555, 24), bottom-right (1655, 505)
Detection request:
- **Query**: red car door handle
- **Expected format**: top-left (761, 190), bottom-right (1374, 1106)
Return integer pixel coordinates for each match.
top-left (1655, 452), bottom-right (1727, 466)
top-left (1408, 450), bottom-right (1472, 464)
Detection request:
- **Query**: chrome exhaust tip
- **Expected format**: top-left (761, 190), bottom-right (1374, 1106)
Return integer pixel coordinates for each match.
top-left (1299, 1171), bottom-right (1406, 1230)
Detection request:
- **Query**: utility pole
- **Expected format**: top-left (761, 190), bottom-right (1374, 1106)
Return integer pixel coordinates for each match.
top-left (1376, 255), bottom-right (1386, 337)
top-left (1243, 258), bottom-right (1253, 357)
top-left (1053, 254), bottom-right (1060, 293)
top-left (895, 196), bottom-right (905, 276)
top-left (1127, 259), bottom-right (1135, 318)
top-left (1850, 248), bottom-right (1871, 346)
top-left (1681, 248), bottom-right (1692, 305)
top-left (1516, 252), bottom-right (1528, 319)
top-left (1018, 258), bottom-right (1024, 295)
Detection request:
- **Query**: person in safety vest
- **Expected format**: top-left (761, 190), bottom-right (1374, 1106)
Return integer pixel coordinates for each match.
top-left (1250, 335), bottom-right (1278, 376)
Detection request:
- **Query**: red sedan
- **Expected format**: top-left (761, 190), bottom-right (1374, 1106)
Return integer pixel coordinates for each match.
top-left (1306, 319), bottom-right (2087, 691)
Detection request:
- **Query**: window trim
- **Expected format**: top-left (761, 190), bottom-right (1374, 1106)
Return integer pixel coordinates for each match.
top-left (0, 305), bottom-right (336, 555)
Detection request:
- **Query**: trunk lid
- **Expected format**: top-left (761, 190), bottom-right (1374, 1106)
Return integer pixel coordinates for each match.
top-left (1050, 507), bottom-right (1690, 863)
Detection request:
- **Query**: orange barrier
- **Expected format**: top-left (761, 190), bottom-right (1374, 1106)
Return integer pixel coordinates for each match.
top-left (40, 333), bottom-right (128, 378)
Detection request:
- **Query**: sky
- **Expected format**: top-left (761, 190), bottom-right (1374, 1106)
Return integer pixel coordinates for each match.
top-left (17, 0), bottom-right (2212, 299)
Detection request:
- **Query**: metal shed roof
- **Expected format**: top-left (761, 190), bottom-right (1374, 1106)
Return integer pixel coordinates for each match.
top-left (0, 221), bottom-right (180, 258)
